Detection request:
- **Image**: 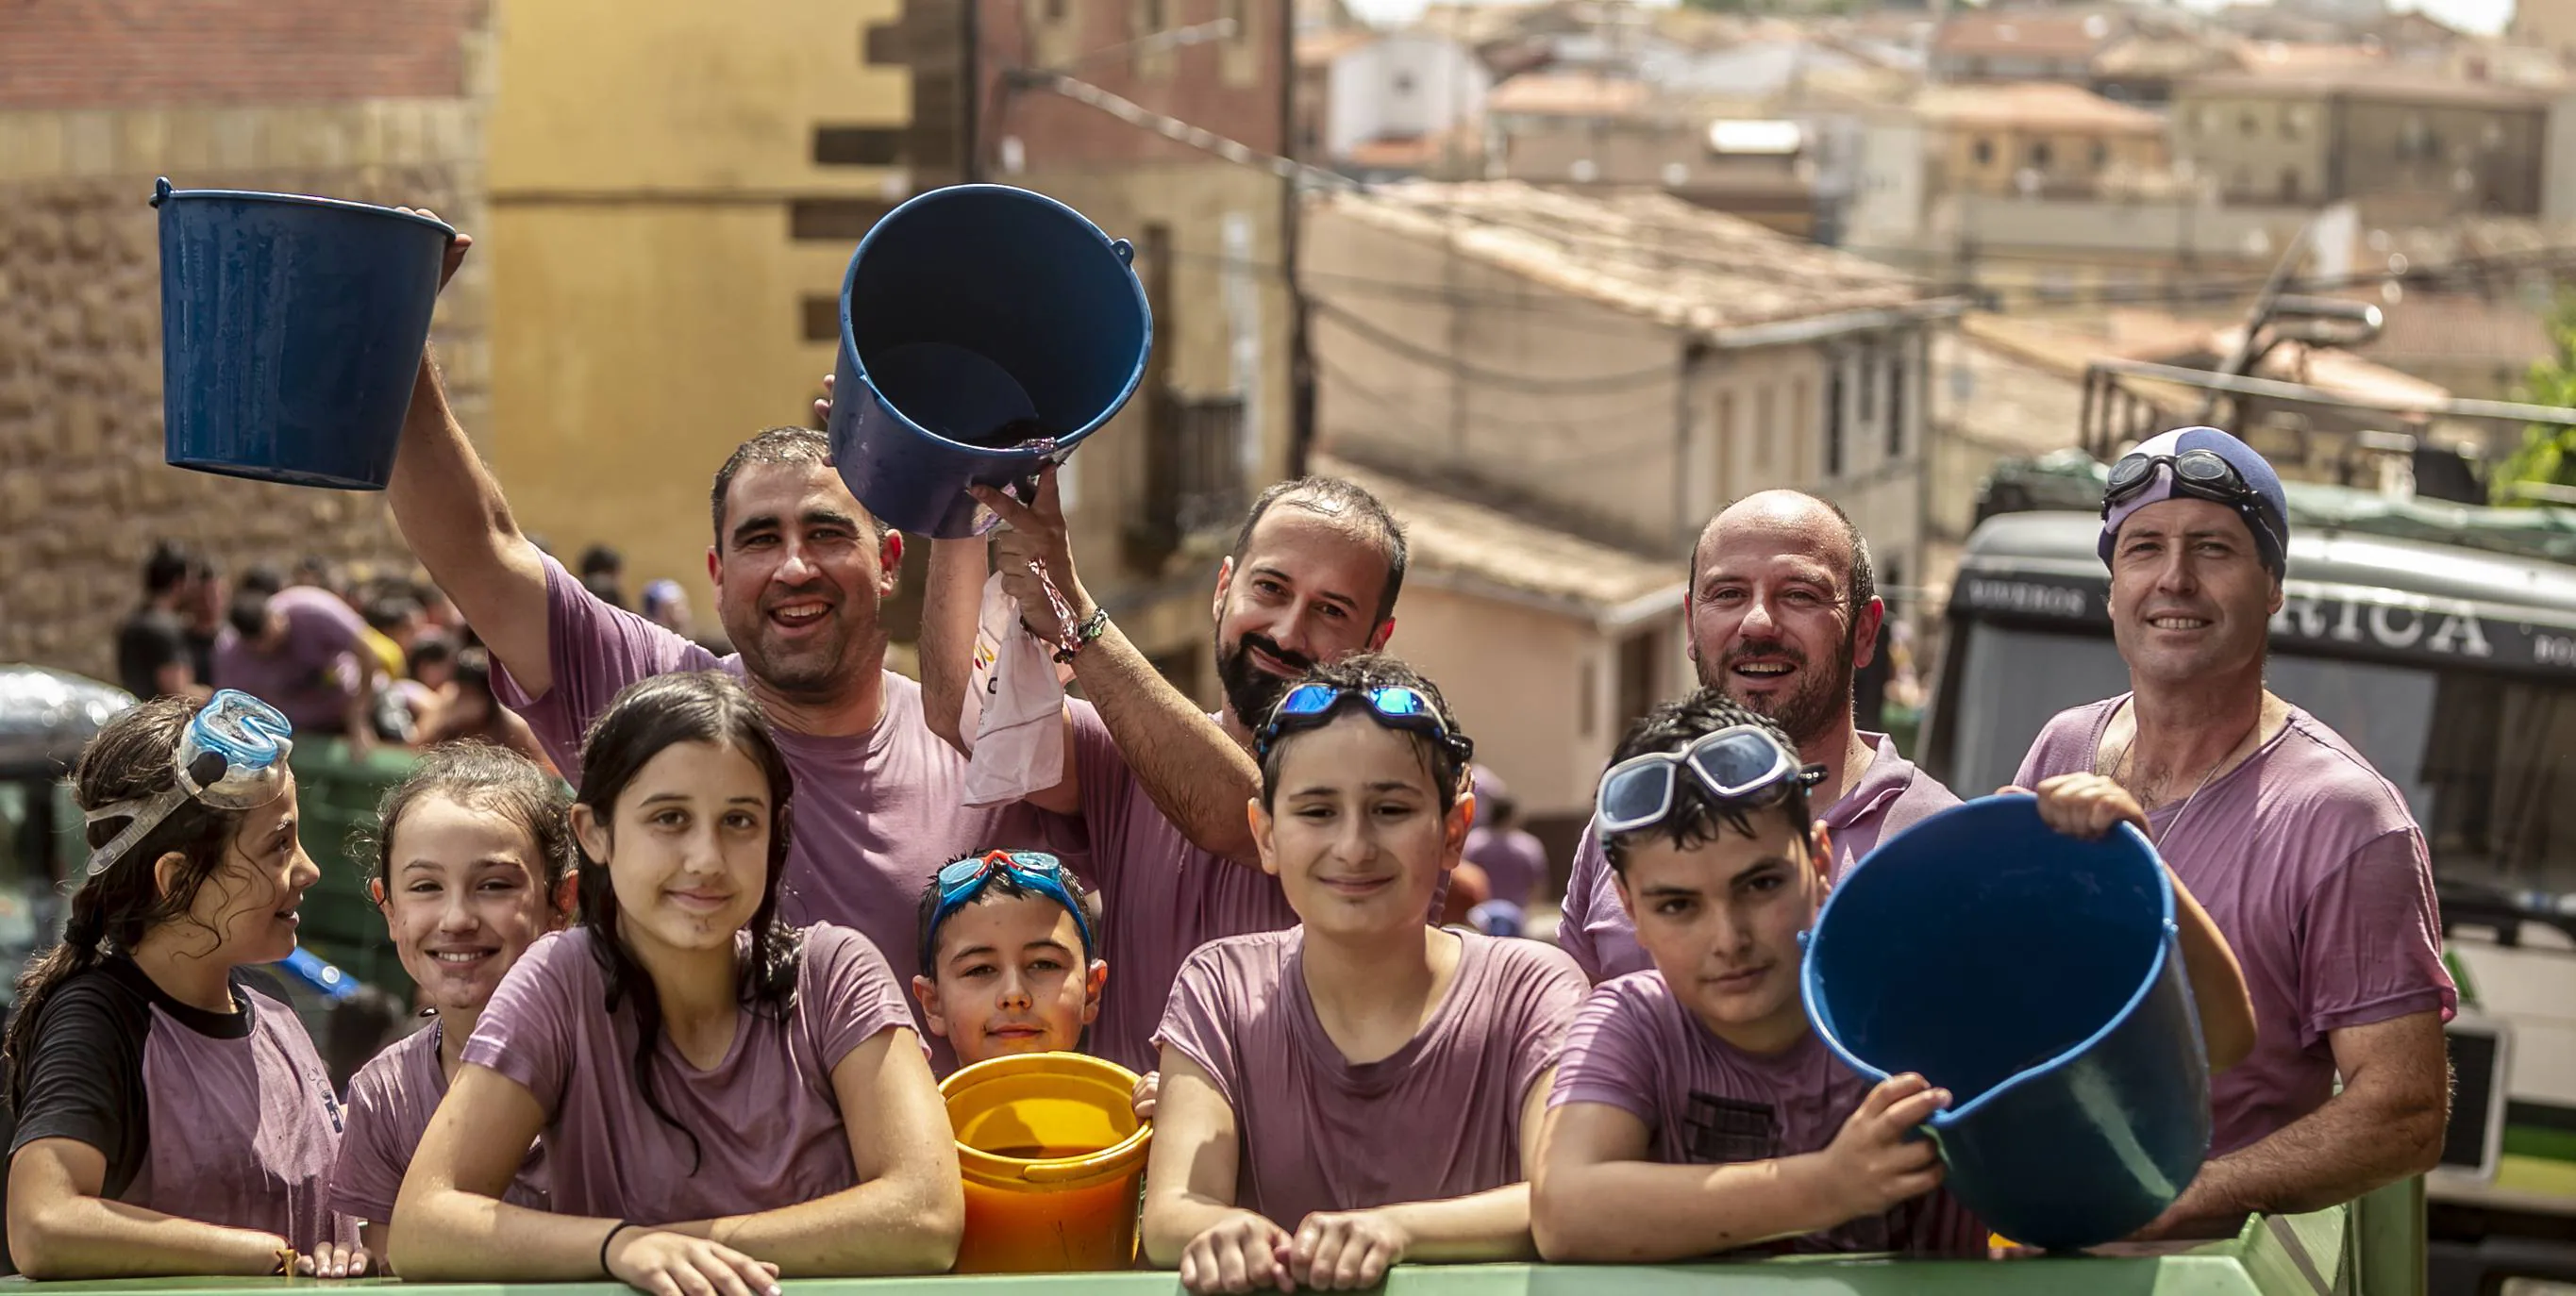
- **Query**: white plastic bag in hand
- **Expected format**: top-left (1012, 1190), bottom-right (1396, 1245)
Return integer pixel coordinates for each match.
top-left (961, 573), bottom-right (1066, 806)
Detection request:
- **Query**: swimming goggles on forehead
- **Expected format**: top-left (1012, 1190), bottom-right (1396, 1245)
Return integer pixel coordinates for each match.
top-left (82, 690), bottom-right (294, 876)
top-left (1255, 683), bottom-right (1475, 767)
top-left (1595, 724), bottom-right (1824, 840)
top-left (2104, 449), bottom-right (2264, 512)
top-left (923, 850), bottom-right (1095, 959)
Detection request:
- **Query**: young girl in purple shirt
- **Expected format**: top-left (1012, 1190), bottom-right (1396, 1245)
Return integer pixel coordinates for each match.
top-left (5, 692), bottom-right (363, 1279)
top-left (329, 741), bottom-right (576, 1256)
top-left (390, 671), bottom-right (962, 1292)
top-left (1144, 656), bottom-right (1588, 1294)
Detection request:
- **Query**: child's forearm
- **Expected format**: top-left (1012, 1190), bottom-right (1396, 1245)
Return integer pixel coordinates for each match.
top-left (701, 1171), bottom-right (963, 1275)
top-left (1532, 1155), bottom-right (1838, 1262)
top-left (1376, 1186), bottom-right (1537, 1262)
top-left (1144, 1193), bottom-right (1270, 1268)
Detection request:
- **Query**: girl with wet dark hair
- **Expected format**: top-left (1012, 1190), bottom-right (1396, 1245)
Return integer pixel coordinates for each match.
top-left (329, 741), bottom-right (577, 1259)
top-left (3, 693), bottom-right (364, 1279)
top-left (391, 672), bottom-right (962, 1292)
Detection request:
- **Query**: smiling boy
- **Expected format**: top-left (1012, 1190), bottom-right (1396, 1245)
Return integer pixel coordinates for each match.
top-left (912, 851), bottom-right (1108, 1068)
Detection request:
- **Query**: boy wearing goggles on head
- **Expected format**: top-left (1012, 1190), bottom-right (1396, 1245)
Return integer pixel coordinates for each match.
top-left (912, 851), bottom-right (1109, 1069)
top-left (1144, 656), bottom-right (1587, 1296)
top-left (1533, 690), bottom-right (2256, 1262)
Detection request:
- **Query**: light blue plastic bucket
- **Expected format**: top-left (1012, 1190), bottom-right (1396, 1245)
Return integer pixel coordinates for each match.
top-left (827, 185), bottom-right (1150, 538)
top-left (1802, 795), bottom-right (2213, 1250)
top-left (153, 177), bottom-right (453, 490)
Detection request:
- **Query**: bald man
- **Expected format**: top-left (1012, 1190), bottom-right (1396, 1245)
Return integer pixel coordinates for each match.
top-left (1557, 491), bottom-right (1961, 981)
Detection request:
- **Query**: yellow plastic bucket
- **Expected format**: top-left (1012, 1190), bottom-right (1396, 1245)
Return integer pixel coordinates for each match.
top-left (941, 1053), bottom-right (1152, 1272)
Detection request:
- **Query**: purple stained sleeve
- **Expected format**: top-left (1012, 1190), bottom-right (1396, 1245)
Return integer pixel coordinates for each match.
top-left (805, 926), bottom-right (922, 1069)
top-left (1151, 947), bottom-right (1242, 1113)
top-left (1509, 954), bottom-right (1590, 1112)
top-left (2295, 827), bottom-right (2458, 1045)
top-left (460, 934), bottom-right (577, 1115)
top-left (1547, 983), bottom-right (1662, 1124)
top-left (326, 1056), bottom-right (412, 1221)
top-left (490, 557), bottom-right (720, 767)
top-left (1064, 700), bottom-right (1133, 894)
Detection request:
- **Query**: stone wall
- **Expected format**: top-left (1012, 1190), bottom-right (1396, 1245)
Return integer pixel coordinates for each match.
top-left (0, 100), bottom-right (489, 685)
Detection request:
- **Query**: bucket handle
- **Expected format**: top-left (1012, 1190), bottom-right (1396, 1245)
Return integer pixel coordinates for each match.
top-left (1020, 1142), bottom-right (1143, 1185)
top-left (1111, 239), bottom-right (1133, 265)
top-left (151, 176), bottom-right (173, 208)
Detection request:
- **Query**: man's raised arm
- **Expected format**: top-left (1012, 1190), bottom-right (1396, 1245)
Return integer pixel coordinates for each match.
top-left (383, 216), bottom-right (554, 697)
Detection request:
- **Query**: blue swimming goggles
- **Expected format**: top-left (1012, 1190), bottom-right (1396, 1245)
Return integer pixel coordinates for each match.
top-left (83, 690), bottom-right (295, 876)
top-left (1255, 683), bottom-right (1475, 767)
top-left (921, 850), bottom-right (1095, 963)
top-left (1595, 724), bottom-right (1824, 843)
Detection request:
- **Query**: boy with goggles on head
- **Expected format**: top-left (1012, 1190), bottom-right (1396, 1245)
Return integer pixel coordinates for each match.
top-left (1144, 656), bottom-right (1587, 1295)
top-left (1533, 690), bottom-right (2257, 1261)
top-left (911, 850), bottom-right (1109, 1070)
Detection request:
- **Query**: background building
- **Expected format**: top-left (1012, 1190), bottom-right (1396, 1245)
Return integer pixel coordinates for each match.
top-left (2172, 69), bottom-right (2550, 220)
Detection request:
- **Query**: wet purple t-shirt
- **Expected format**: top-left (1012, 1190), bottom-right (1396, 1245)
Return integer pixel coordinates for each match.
top-left (8, 957), bottom-right (353, 1252)
top-left (1154, 929), bottom-right (1587, 1230)
top-left (1464, 827), bottom-right (1548, 910)
top-left (211, 586), bottom-right (369, 732)
top-left (1560, 733), bottom-right (1959, 983)
top-left (1066, 700), bottom-right (1299, 1073)
top-left (493, 557), bottom-right (1083, 990)
top-left (326, 1021), bottom-right (547, 1222)
top-left (2015, 698), bottom-right (2456, 1155)
top-left (460, 923), bottom-right (915, 1223)
top-left (1549, 972), bottom-right (1986, 1256)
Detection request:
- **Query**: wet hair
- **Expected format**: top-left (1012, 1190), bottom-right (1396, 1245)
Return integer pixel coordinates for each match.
top-left (913, 856), bottom-right (1100, 978)
top-left (1599, 689), bottom-right (1815, 875)
top-left (573, 672), bottom-right (801, 1170)
top-left (709, 426), bottom-right (876, 551)
top-left (142, 541), bottom-right (193, 598)
top-left (1229, 477), bottom-right (1408, 626)
top-left (1256, 654), bottom-right (1470, 811)
top-left (6, 697), bottom-right (253, 1114)
top-left (358, 740), bottom-right (576, 894)
top-left (1701, 491), bottom-right (1878, 626)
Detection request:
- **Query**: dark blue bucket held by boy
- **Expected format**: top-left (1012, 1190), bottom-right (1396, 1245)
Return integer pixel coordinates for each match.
top-left (1803, 795), bottom-right (2212, 1251)
top-left (827, 184), bottom-right (1151, 538)
top-left (153, 178), bottom-right (454, 490)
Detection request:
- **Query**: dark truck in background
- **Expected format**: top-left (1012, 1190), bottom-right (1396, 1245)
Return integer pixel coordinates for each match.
top-left (1924, 457), bottom-right (2576, 1296)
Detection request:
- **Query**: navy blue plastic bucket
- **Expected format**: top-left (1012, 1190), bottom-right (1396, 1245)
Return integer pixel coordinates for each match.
top-left (1802, 796), bottom-right (2212, 1250)
top-left (153, 177), bottom-right (453, 490)
top-left (828, 185), bottom-right (1150, 538)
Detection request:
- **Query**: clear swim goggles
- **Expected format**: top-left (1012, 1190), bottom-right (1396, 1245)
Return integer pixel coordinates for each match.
top-left (82, 690), bottom-right (294, 876)
top-left (1595, 724), bottom-right (1824, 843)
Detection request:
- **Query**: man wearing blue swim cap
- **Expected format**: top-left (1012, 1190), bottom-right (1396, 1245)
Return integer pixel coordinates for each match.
top-left (2016, 426), bottom-right (2455, 1239)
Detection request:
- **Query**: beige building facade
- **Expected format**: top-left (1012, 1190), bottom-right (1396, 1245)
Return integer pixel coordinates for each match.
top-left (2173, 71), bottom-right (2549, 219)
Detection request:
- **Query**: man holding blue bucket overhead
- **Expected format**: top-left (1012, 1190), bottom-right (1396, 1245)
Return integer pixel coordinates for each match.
top-left (2016, 425), bottom-right (2454, 1238)
top-left (912, 463), bottom-right (1414, 1078)
top-left (1558, 491), bottom-right (1960, 983)
top-left (357, 216), bottom-right (1259, 1005)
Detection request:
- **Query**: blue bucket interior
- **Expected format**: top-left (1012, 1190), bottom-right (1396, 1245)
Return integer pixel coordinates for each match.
top-left (843, 187), bottom-right (1146, 450)
top-left (1804, 797), bottom-right (2168, 1109)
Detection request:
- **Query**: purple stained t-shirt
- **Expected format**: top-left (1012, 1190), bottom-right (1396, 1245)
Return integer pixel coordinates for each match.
top-left (1548, 972), bottom-right (1986, 1256)
top-left (1153, 928), bottom-right (1588, 1230)
top-left (211, 585), bottom-right (369, 733)
top-left (493, 557), bottom-right (1084, 992)
top-left (326, 1021), bottom-right (548, 1222)
top-left (1464, 826), bottom-right (1548, 909)
top-left (1559, 733), bottom-right (1959, 983)
top-left (460, 923), bottom-right (916, 1223)
top-left (2015, 697), bottom-right (2456, 1155)
top-left (1067, 700), bottom-right (1299, 1074)
top-left (8, 957), bottom-right (354, 1253)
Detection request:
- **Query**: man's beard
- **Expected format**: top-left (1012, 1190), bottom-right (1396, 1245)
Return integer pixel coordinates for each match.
top-left (728, 605), bottom-right (877, 705)
top-left (1696, 632), bottom-right (1859, 751)
top-left (1216, 631), bottom-right (1316, 730)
